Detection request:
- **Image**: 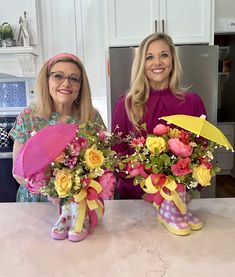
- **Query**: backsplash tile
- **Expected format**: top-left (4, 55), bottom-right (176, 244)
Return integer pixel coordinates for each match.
top-left (0, 81), bottom-right (27, 108)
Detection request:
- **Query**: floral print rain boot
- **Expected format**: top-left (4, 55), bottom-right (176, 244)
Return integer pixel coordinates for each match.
top-left (157, 183), bottom-right (191, 236)
top-left (68, 202), bottom-right (89, 242)
top-left (51, 204), bottom-right (72, 240)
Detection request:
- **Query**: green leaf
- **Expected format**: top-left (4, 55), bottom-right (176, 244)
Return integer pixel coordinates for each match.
top-left (140, 123), bottom-right (147, 130)
top-left (152, 166), bottom-right (159, 174)
top-left (133, 175), bottom-right (144, 185)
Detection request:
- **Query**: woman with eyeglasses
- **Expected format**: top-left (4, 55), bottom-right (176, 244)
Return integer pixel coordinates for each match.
top-left (9, 53), bottom-right (105, 241)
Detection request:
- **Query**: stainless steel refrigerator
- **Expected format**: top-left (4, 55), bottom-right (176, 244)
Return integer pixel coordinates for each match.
top-left (109, 45), bottom-right (218, 197)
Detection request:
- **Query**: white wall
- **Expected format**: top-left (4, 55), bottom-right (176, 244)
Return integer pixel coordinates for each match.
top-left (0, 0), bottom-right (38, 45)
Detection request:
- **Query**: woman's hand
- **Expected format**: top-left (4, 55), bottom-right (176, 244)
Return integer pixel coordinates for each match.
top-left (12, 174), bottom-right (27, 185)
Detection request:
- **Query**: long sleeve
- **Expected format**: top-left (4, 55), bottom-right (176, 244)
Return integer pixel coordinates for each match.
top-left (111, 95), bottom-right (131, 155)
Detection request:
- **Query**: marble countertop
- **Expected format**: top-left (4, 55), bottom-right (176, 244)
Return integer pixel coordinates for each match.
top-left (1, 199), bottom-right (235, 277)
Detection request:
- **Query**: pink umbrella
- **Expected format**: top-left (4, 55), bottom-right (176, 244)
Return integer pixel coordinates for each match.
top-left (14, 124), bottom-right (78, 178)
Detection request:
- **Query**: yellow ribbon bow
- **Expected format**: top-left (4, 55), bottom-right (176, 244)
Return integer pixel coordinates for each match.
top-left (73, 179), bottom-right (104, 233)
top-left (141, 174), bottom-right (186, 214)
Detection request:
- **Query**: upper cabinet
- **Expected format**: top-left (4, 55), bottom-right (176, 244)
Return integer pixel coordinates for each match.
top-left (38, 0), bottom-right (84, 61)
top-left (106, 0), bottom-right (213, 46)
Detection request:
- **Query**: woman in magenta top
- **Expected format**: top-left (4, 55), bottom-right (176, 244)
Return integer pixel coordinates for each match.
top-left (112, 33), bottom-right (206, 235)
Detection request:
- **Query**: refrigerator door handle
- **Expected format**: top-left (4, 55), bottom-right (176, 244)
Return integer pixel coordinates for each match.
top-left (162, 19), bottom-right (165, 33)
top-left (155, 20), bottom-right (158, 32)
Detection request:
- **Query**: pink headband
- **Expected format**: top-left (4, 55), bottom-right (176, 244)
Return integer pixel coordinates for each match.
top-left (47, 53), bottom-right (80, 71)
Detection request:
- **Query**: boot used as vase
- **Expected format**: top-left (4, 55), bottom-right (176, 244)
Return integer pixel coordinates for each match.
top-left (51, 203), bottom-right (72, 240)
top-left (67, 201), bottom-right (90, 242)
top-left (51, 201), bottom-right (90, 241)
top-left (157, 183), bottom-right (202, 236)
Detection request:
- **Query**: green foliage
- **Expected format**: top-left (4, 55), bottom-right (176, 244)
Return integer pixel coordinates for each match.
top-left (0, 23), bottom-right (14, 40)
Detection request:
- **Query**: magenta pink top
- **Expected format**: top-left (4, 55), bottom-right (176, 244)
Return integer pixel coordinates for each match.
top-left (111, 88), bottom-right (206, 199)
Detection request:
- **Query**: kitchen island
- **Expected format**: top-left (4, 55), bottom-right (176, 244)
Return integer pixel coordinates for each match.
top-left (1, 199), bottom-right (235, 277)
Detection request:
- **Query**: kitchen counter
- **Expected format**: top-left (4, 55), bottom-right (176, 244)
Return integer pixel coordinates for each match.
top-left (1, 199), bottom-right (235, 277)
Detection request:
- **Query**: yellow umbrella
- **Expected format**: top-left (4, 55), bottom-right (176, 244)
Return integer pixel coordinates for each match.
top-left (161, 114), bottom-right (234, 151)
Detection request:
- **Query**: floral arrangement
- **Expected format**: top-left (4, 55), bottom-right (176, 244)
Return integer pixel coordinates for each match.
top-left (25, 122), bottom-right (121, 233)
top-left (26, 122), bottom-right (120, 201)
top-left (121, 123), bottom-right (220, 199)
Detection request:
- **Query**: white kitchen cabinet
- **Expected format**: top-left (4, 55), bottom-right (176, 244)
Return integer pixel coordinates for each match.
top-left (37, 0), bottom-right (108, 125)
top-left (106, 0), bottom-right (213, 46)
top-left (38, 0), bottom-right (83, 61)
top-left (216, 123), bottom-right (234, 173)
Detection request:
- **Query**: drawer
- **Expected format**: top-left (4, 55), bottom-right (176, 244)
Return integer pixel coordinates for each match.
top-left (217, 124), bottom-right (234, 148)
top-left (217, 124), bottom-right (234, 136)
top-left (215, 152), bottom-right (234, 170)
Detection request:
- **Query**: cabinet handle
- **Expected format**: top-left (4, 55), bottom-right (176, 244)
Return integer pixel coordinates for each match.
top-left (155, 20), bottom-right (158, 32)
top-left (162, 19), bottom-right (165, 33)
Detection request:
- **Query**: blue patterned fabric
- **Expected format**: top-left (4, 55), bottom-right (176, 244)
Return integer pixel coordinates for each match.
top-left (0, 81), bottom-right (27, 108)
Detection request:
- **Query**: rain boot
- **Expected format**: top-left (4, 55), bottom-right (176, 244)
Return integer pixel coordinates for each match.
top-left (157, 183), bottom-right (191, 236)
top-left (183, 192), bottom-right (202, 230)
top-left (68, 202), bottom-right (89, 242)
top-left (51, 203), bottom-right (72, 240)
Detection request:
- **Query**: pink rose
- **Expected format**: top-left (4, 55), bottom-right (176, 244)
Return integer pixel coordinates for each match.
top-left (171, 157), bottom-right (192, 176)
top-left (153, 124), bottom-right (169, 136)
top-left (168, 138), bottom-right (193, 157)
top-left (98, 171), bottom-right (116, 199)
top-left (24, 108), bottom-right (31, 114)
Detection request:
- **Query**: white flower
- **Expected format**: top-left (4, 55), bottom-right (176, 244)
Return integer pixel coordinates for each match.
top-left (206, 151), bottom-right (214, 160)
top-left (188, 181), bottom-right (198, 188)
top-left (94, 167), bottom-right (104, 177)
top-left (190, 142), bottom-right (197, 147)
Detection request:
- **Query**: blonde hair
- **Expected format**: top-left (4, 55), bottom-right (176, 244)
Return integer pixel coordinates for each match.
top-left (125, 33), bottom-right (184, 130)
top-left (34, 54), bottom-right (96, 124)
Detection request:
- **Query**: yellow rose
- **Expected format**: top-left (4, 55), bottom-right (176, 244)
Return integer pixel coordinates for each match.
top-left (192, 165), bottom-right (211, 186)
top-left (146, 136), bottom-right (166, 153)
top-left (54, 169), bottom-right (73, 198)
top-left (84, 148), bottom-right (104, 169)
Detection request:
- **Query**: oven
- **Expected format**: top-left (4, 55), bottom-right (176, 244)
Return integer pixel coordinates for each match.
top-left (0, 147), bottom-right (19, 202)
top-left (0, 116), bottom-right (19, 202)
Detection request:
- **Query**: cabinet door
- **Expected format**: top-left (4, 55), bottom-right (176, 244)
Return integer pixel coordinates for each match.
top-left (161, 0), bottom-right (212, 44)
top-left (39, 0), bottom-right (83, 60)
top-left (107, 0), bottom-right (159, 46)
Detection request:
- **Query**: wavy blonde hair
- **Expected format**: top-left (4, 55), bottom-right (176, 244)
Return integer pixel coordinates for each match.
top-left (125, 33), bottom-right (185, 130)
top-left (33, 55), bottom-right (95, 124)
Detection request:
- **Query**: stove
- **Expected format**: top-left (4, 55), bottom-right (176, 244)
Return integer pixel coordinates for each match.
top-left (0, 115), bottom-right (19, 202)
